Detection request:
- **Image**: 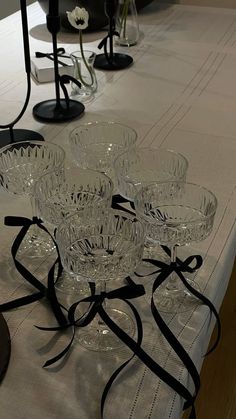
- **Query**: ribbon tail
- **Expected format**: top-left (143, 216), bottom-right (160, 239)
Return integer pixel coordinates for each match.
top-left (178, 272), bottom-right (221, 355)
top-left (150, 292), bottom-right (200, 397)
top-left (47, 259), bottom-right (68, 327)
top-left (35, 324), bottom-right (70, 332)
top-left (98, 302), bottom-right (195, 414)
top-left (0, 292), bottom-right (44, 311)
top-left (98, 299), bottom-right (143, 418)
top-left (43, 327), bottom-right (75, 368)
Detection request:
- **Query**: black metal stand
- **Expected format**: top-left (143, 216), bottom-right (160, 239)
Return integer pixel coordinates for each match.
top-left (0, 0), bottom-right (44, 147)
top-left (33, 3), bottom-right (84, 123)
top-left (94, 0), bottom-right (133, 71)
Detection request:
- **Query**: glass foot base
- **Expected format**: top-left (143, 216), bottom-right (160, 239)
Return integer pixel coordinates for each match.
top-left (55, 272), bottom-right (91, 297)
top-left (18, 231), bottom-right (55, 258)
top-left (154, 279), bottom-right (202, 313)
top-left (76, 308), bottom-right (135, 351)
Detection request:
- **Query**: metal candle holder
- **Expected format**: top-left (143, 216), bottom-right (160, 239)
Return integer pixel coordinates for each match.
top-left (94, 0), bottom-right (133, 70)
top-left (0, 0), bottom-right (44, 147)
top-left (33, 0), bottom-right (85, 123)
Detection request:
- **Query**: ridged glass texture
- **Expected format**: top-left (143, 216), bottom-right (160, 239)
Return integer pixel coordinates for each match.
top-left (0, 141), bottom-right (65, 195)
top-left (56, 208), bottom-right (144, 281)
top-left (69, 122), bottom-right (137, 179)
top-left (135, 182), bottom-right (217, 247)
top-left (114, 148), bottom-right (188, 200)
top-left (34, 167), bottom-right (113, 225)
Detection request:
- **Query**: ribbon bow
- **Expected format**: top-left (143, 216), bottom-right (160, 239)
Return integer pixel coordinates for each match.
top-left (35, 47), bottom-right (70, 67)
top-left (98, 31), bottom-right (120, 65)
top-left (1, 216), bottom-right (66, 326)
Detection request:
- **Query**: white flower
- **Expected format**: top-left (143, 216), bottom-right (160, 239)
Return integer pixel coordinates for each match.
top-left (66, 7), bottom-right (89, 30)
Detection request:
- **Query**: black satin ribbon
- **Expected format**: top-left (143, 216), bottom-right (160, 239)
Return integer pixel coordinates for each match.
top-left (58, 74), bottom-right (82, 107)
top-left (36, 282), bottom-right (196, 418)
top-left (1, 216), bottom-right (67, 326)
top-left (111, 194), bottom-right (135, 215)
top-left (97, 31), bottom-right (120, 64)
top-left (35, 47), bottom-right (70, 67)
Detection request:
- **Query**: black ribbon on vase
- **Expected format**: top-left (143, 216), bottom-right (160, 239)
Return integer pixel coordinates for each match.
top-left (36, 282), bottom-right (197, 419)
top-left (97, 30), bottom-right (120, 65)
top-left (0, 216), bottom-right (67, 326)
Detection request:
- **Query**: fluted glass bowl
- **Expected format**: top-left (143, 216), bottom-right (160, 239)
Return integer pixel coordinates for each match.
top-left (114, 148), bottom-right (188, 201)
top-left (56, 208), bottom-right (144, 282)
top-left (135, 181), bottom-right (217, 247)
top-left (0, 140), bottom-right (65, 257)
top-left (69, 121), bottom-right (137, 181)
top-left (0, 140), bottom-right (65, 196)
top-left (34, 166), bottom-right (113, 226)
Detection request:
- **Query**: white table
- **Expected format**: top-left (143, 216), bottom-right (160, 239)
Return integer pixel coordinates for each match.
top-left (0, 2), bottom-right (235, 418)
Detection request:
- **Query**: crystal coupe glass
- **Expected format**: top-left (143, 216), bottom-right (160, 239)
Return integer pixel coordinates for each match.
top-left (0, 140), bottom-right (65, 257)
top-left (69, 121), bottom-right (137, 182)
top-left (114, 148), bottom-right (188, 261)
top-left (34, 166), bottom-right (114, 294)
top-left (56, 208), bottom-right (144, 351)
top-left (135, 181), bottom-right (217, 312)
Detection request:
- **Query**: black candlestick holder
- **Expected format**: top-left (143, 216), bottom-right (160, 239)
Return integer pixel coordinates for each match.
top-left (94, 0), bottom-right (133, 71)
top-left (0, 0), bottom-right (44, 147)
top-left (33, 9), bottom-right (84, 122)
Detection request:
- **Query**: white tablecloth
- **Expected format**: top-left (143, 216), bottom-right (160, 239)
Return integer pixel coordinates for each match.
top-left (0, 2), bottom-right (236, 418)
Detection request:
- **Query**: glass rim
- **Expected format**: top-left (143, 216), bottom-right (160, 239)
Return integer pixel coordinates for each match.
top-left (69, 121), bottom-right (138, 143)
top-left (0, 140), bottom-right (65, 172)
top-left (56, 207), bottom-right (144, 240)
top-left (114, 147), bottom-right (189, 177)
top-left (134, 181), bottom-right (218, 224)
top-left (70, 50), bottom-right (96, 58)
top-left (34, 166), bottom-right (114, 200)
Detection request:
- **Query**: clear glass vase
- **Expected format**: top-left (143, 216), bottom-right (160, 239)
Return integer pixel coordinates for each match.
top-left (116, 0), bottom-right (139, 47)
top-left (70, 50), bottom-right (98, 100)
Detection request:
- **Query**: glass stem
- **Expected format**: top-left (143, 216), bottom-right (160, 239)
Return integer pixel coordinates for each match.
top-left (97, 280), bottom-right (107, 330)
top-left (29, 195), bottom-right (38, 240)
top-left (100, 280), bottom-right (107, 309)
top-left (166, 245), bottom-right (180, 291)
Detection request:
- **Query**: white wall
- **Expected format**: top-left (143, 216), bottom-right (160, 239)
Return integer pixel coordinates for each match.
top-left (0, 0), bottom-right (35, 20)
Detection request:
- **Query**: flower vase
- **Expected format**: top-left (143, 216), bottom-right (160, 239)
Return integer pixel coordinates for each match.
top-left (70, 50), bottom-right (97, 100)
top-left (116, 0), bottom-right (139, 47)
